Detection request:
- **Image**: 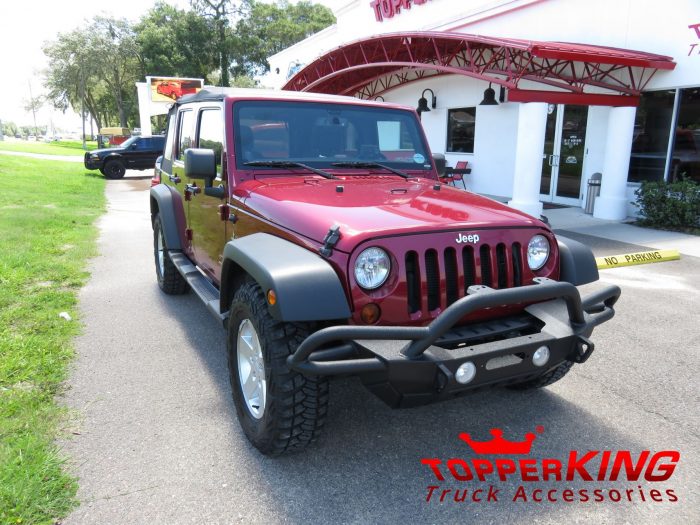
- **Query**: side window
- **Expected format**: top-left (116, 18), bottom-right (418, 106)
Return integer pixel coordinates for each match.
top-left (177, 110), bottom-right (194, 161)
top-left (135, 138), bottom-right (151, 150)
top-left (446, 107), bottom-right (476, 153)
top-left (163, 113), bottom-right (177, 162)
top-left (197, 108), bottom-right (224, 175)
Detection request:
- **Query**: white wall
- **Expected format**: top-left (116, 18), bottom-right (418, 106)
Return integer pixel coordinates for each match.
top-left (444, 0), bottom-right (699, 90)
top-left (378, 76), bottom-right (520, 198)
top-left (580, 105), bottom-right (609, 203)
top-left (267, 0), bottom-right (700, 92)
top-left (263, 0), bottom-right (700, 211)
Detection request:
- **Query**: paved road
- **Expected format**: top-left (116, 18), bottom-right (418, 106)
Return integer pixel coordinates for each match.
top-left (63, 175), bottom-right (699, 524)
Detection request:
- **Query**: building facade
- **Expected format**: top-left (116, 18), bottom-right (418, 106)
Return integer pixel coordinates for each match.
top-left (263, 0), bottom-right (700, 220)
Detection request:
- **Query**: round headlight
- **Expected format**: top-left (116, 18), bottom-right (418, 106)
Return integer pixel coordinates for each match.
top-left (527, 235), bottom-right (550, 270)
top-left (354, 247), bottom-right (390, 290)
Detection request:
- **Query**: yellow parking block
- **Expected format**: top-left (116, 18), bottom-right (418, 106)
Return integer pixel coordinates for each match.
top-left (596, 249), bottom-right (680, 269)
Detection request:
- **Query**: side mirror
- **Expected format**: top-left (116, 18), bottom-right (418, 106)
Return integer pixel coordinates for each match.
top-left (432, 153), bottom-right (446, 177)
top-left (185, 148), bottom-right (216, 183)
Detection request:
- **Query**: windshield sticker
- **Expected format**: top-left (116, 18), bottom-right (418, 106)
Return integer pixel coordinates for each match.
top-left (413, 153), bottom-right (425, 164)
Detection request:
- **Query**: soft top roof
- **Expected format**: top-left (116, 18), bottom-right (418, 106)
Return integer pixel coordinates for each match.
top-left (176, 89), bottom-right (227, 105)
top-left (174, 87), bottom-right (410, 111)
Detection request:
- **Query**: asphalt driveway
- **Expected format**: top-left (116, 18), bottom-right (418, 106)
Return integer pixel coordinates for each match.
top-left (62, 174), bottom-right (699, 524)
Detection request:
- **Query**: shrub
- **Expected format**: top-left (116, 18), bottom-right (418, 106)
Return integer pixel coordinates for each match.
top-left (634, 180), bottom-right (700, 229)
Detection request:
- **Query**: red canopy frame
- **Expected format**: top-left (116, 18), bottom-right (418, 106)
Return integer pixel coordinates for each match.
top-left (282, 32), bottom-right (675, 106)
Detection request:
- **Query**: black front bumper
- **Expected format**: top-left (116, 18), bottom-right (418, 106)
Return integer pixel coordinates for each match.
top-left (84, 153), bottom-right (100, 170)
top-left (288, 278), bottom-right (621, 407)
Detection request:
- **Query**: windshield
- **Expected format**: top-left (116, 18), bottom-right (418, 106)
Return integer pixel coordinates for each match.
top-left (118, 136), bottom-right (139, 148)
top-left (233, 100), bottom-right (432, 171)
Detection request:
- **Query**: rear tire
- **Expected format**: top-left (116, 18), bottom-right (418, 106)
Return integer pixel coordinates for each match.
top-left (506, 360), bottom-right (574, 390)
top-left (103, 159), bottom-right (126, 179)
top-left (227, 280), bottom-right (328, 456)
top-left (153, 214), bottom-right (187, 295)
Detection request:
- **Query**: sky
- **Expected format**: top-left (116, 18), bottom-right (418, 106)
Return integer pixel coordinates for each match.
top-left (0, 0), bottom-right (340, 133)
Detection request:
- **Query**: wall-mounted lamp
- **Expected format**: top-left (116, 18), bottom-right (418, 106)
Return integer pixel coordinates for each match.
top-left (416, 88), bottom-right (437, 117)
top-left (374, 95), bottom-right (385, 102)
top-left (479, 82), bottom-right (498, 106)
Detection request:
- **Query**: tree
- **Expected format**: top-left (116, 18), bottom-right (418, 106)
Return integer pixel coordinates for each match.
top-left (232, 0), bottom-right (335, 76)
top-left (190, 0), bottom-right (246, 87)
top-left (88, 17), bottom-right (141, 128)
top-left (44, 18), bottom-right (141, 130)
top-left (2, 121), bottom-right (19, 137)
top-left (24, 83), bottom-right (43, 137)
top-left (135, 2), bottom-right (218, 81)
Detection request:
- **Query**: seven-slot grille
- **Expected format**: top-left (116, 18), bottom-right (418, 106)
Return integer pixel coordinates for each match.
top-left (405, 243), bottom-right (524, 314)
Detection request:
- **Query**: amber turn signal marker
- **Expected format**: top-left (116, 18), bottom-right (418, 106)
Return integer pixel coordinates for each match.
top-left (360, 303), bottom-right (381, 324)
top-left (267, 290), bottom-right (277, 305)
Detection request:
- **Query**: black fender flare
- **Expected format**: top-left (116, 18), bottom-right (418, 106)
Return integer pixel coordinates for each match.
top-left (221, 233), bottom-right (351, 322)
top-left (557, 235), bottom-right (599, 286)
top-left (149, 184), bottom-right (185, 250)
top-left (102, 153), bottom-right (124, 166)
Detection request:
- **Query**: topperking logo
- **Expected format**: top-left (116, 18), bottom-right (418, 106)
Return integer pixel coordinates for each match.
top-left (421, 426), bottom-right (680, 504)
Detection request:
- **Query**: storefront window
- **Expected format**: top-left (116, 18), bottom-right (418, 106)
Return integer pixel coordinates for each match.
top-left (446, 107), bottom-right (476, 153)
top-left (670, 88), bottom-right (700, 182)
top-left (628, 90), bottom-right (675, 182)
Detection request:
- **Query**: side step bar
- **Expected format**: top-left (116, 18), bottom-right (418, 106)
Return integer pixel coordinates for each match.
top-left (168, 251), bottom-right (226, 323)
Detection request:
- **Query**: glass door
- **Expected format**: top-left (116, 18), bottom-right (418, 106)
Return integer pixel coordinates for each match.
top-left (540, 104), bottom-right (561, 197)
top-left (540, 104), bottom-right (588, 205)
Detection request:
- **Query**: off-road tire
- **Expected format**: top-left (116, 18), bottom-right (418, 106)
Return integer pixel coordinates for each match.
top-left (227, 280), bottom-right (328, 456)
top-left (506, 360), bottom-right (574, 390)
top-left (103, 159), bottom-right (126, 179)
top-left (153, 214), bottom-right (188, 295)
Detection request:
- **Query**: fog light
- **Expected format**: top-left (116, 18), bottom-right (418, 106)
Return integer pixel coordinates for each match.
top-left (532, 346), bottom-right (550, 367)
top-left (455, 362), bottom-right (477, 384)
top-left (360, 303), bottom-right (381, 324)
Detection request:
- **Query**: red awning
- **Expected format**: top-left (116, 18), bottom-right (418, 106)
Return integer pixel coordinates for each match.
top-left (282, 32), bottom-right (675, 106)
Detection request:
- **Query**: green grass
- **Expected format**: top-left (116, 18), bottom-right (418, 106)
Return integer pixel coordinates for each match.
top-left (0, 140), bottom-right (97, 156)
top-left (0, 156), bottom-right (106, 524)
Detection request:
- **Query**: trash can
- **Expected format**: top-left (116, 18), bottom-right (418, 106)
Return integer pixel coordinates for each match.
top-left (584, 173), bottom-right (602, 214)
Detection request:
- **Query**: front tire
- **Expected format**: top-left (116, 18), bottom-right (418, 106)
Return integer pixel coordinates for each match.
top-left (103, 159), bottom-right (126, 179)
top-left (227, 280), bottom-right (328, 456)
top-left (153, 214), bottom-right (187, 295)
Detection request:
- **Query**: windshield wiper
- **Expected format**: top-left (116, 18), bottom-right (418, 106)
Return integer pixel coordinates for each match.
top-left (244, 160), bottom-right (337, 180)
top-left (331, 161), bottom-right (411, 179)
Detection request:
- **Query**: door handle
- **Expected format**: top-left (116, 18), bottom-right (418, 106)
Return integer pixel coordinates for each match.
top-left (168, 174), bottom-right (181, 184)
top-left (548, 155), bottom-right (554, 167)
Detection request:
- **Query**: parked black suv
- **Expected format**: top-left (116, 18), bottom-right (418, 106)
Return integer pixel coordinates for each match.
top-left (84, 135), bottom-right (166, 179)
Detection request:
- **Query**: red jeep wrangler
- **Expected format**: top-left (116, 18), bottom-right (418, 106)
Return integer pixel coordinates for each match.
top-left (150, 90), bottom-right (620, 456)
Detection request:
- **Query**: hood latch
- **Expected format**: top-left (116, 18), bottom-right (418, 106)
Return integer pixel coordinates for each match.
top-left (319, 225), bottom-right (341, 258)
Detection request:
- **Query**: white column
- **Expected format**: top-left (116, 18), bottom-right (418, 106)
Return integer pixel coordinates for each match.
top-left (508, 102), bottom-right (548, 218)
top-left (593, 105), bottom-right (637, 220)
top-left (135, 82), bottom-right (153, 137)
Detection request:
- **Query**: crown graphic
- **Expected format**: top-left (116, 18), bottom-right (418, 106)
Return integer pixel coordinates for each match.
top-left (459, 426), bottom-right (544, 455)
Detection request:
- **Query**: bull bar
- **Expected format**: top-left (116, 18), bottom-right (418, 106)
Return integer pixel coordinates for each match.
top-left (287, 278), bottom-right (621, 407)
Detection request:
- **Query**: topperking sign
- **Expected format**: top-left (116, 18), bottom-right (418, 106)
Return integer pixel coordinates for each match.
top-left (370, 0), bottom-right (433, 22)
top-left (420, 426), bottom-right (681, 504)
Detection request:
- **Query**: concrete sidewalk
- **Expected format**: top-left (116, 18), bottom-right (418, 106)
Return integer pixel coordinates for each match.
top-left (543, 206), bottom-right (700, 258)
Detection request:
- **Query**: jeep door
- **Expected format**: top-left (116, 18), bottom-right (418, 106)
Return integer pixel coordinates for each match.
top-left (124, 137), bottom-right (153, 169)
top-left (161, 108), bottom-right (195, 256)
top-left (187, 106), bottom-right (227, 281)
